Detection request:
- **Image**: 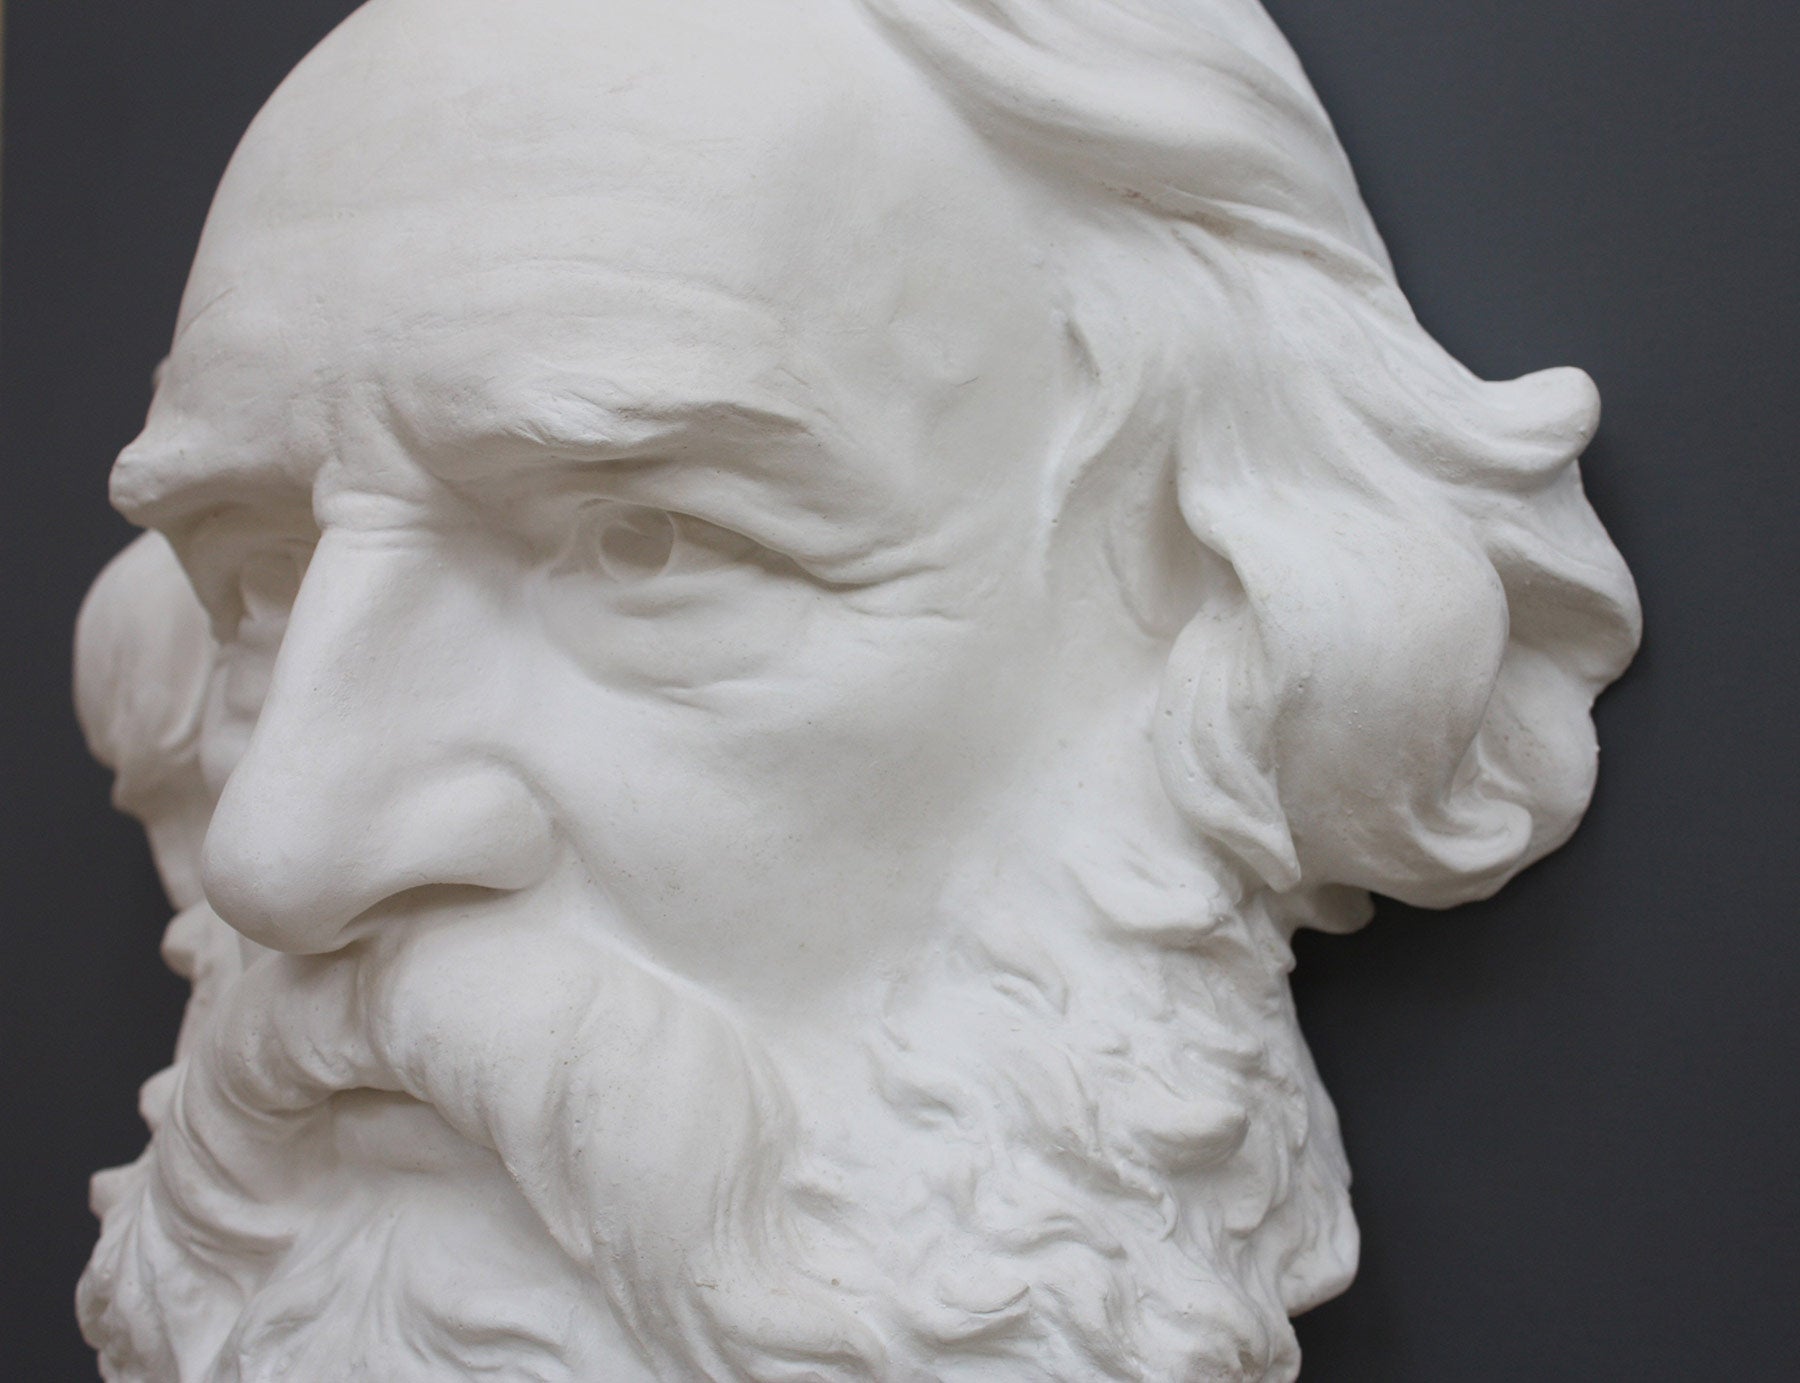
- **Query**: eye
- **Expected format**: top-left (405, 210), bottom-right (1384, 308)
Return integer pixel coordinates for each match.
top-left (551, 502), bottom-right (760, 585)
top-left (576, 505), bottom-right (678, 582)
top-left (170, 504), bottom-right (316, 642)
top-left (202, 539), bottom-right (310, 728)
top-left (533, 499), bottom-right (819, 685)
top-left (238, 547), bottom-right (307, 619)
top-left (217, 542), bottom-right (310, 649)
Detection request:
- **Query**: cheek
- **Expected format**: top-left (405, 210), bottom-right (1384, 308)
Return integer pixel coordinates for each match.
top-left (537, 563), bottom-right (1056, 844)
top-left (703, 597), bottom-right (1049, 828)
top-left (525, 598), bottom-right (1055, 991)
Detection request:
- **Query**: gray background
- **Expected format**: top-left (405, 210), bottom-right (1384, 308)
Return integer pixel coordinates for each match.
top-left (3, 1), bottom-right (1795, 1377)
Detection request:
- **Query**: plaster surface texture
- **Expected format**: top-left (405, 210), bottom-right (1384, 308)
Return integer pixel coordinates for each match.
top-left (73, 1), bottom-right (1641, 1379)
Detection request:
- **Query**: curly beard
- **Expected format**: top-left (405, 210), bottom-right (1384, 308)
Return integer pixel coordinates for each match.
top-left (80, 803), bottom-right (1356, 1383)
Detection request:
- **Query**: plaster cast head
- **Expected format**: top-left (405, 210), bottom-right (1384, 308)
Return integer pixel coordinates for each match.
top-left (78, 2), bottom-right (1639, 1380)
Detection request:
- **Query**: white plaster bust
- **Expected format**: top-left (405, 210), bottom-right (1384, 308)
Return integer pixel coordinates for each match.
top-left (74, 1), bottom-right (1640, 1379)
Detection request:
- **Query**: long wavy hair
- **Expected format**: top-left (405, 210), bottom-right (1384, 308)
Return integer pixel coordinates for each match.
top-left (861, 0), bottom-right (1640, 914)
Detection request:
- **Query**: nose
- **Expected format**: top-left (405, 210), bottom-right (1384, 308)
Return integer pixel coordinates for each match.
top-left (202, 530), bottom-right (555, 954)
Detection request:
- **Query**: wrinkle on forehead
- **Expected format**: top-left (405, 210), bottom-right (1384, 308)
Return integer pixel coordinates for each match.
top-left (186, 0), bottom-right (983, 322)
top-left (378, 263), bottom-right (823, 462)
top-left (215, 0), bottom-right (1071, 333)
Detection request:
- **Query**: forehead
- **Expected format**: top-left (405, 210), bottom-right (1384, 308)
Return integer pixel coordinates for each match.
top-left (116, 0), bottom-right (1064, 529)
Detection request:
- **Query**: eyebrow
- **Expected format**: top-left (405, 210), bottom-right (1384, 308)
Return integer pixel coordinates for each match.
top-left (117, 258), bottom-right (838, 517)
top-left (111, 384), bottom-right (823, 525)
top-left (427, 392), bottom-right (819, 476)
top-left (116, 375), bottom-right (906, 582)
top-left (110, 434), bottom-right (301, 530)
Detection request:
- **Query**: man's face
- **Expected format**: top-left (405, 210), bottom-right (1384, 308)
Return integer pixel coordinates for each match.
top-left (110, 0), bottom-right (1136, 1023)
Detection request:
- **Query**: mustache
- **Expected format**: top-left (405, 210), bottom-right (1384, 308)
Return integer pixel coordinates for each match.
top-left (147, 908), bottom-right (790, 1359)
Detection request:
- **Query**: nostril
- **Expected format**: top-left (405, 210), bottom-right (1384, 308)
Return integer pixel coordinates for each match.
top-left (204, 858), bottom-right (533, 957)
top-left (202, 767), bottom-right (556, 956)
top-left (336, 882), bottom-right (519, 944)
